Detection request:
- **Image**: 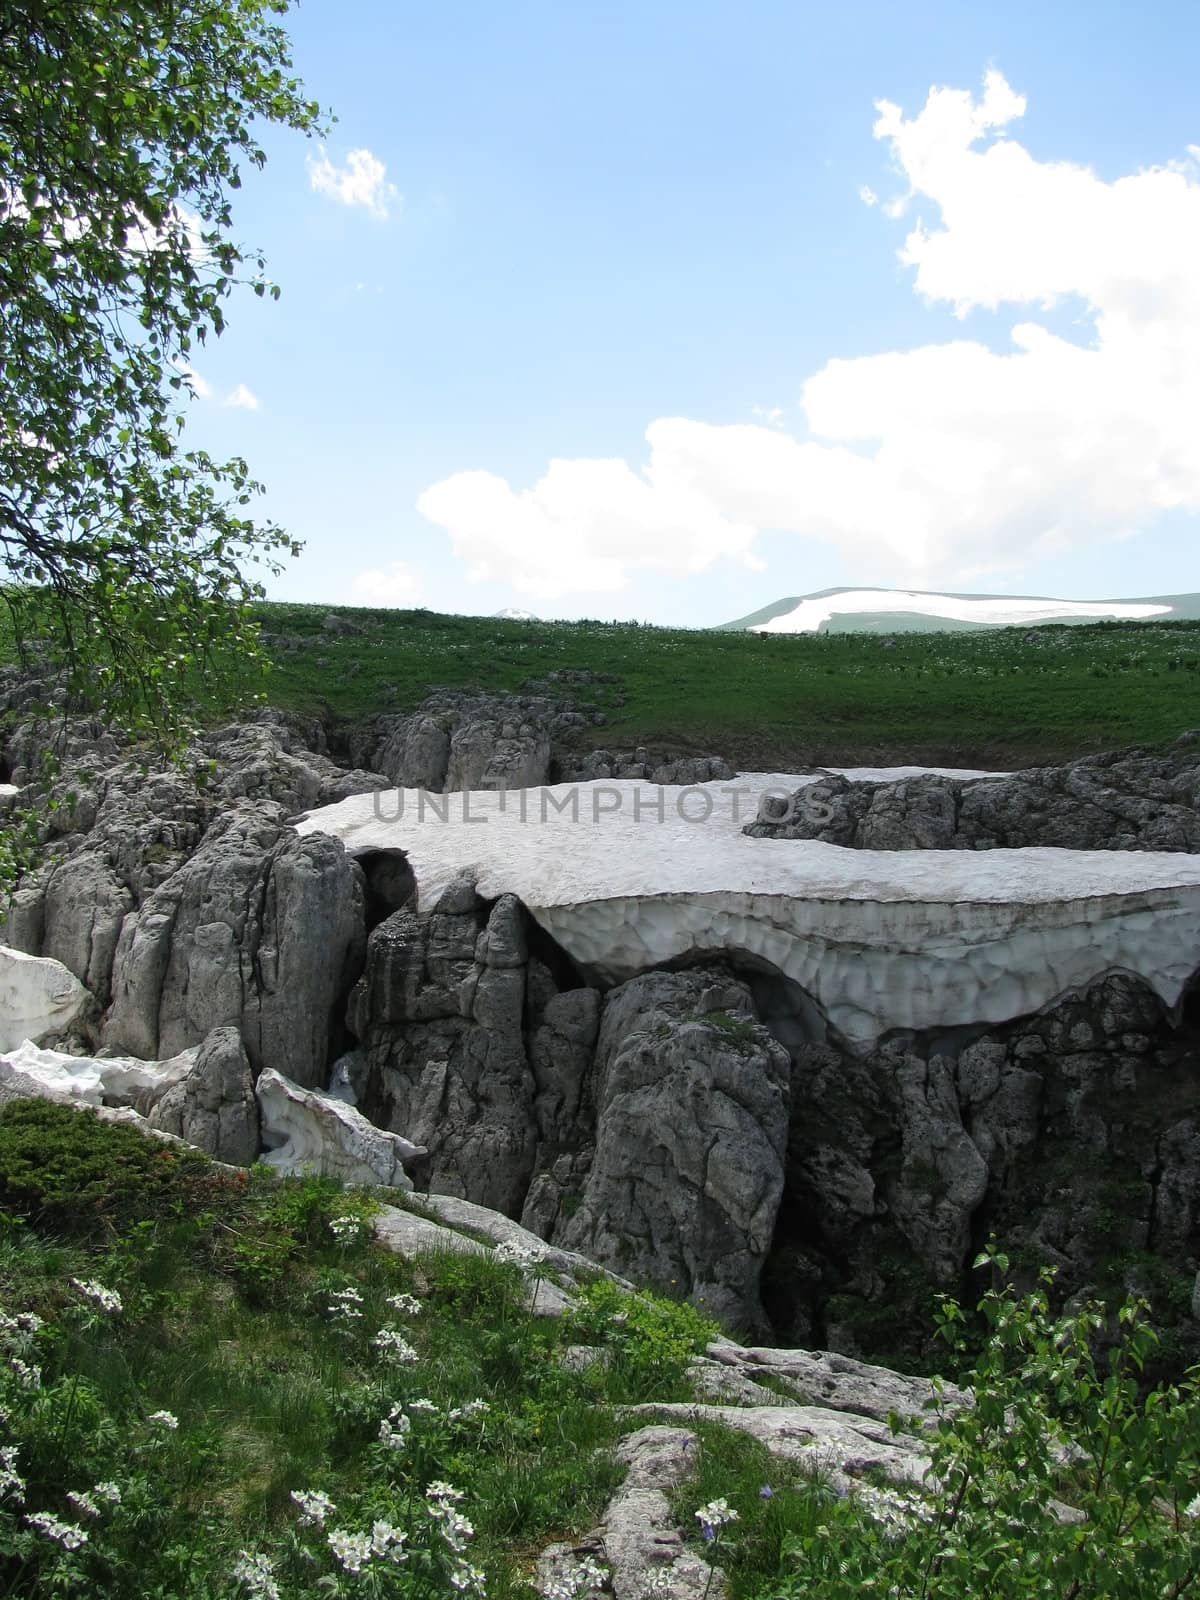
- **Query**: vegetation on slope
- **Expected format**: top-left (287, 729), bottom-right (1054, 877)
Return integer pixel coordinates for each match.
top-left (249, 604), bottom-right (1200, 768)
top-left (0, 1102), bottom-right (1196, 1599)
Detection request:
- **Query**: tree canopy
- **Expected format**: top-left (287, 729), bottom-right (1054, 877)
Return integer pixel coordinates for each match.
top-left (0, 0), bottom-right (322, 745)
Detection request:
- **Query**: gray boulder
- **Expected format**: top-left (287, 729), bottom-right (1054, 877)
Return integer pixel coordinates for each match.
top-left (747, 732), bottom-right (1200, 851)
top-left (347, 880), bottom-right (539, 1213)
top-left (145, 1026), bottom-right (259, 1165)
top-left (103, 801), bottom-right (365, 1087)
top-left (554, 967), bottom-right (791, 1330)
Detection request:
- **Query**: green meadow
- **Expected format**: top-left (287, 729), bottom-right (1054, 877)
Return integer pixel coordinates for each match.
top-left (252, 605), bottom-right (1200, 768)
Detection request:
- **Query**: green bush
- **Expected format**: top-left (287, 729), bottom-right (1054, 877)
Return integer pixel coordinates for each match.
top-left (0, 1101), bottom-right (210, 1234)
top-left (751, 1245), bottom-right (1200, 1600)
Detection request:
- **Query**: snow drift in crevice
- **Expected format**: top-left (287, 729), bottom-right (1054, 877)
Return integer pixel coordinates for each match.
top-left (295, 770), bottom-right (1200, 1048)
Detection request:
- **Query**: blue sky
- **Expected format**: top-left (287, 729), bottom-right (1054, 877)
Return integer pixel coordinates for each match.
top-left (182, 0), bottom-right (1200, 625)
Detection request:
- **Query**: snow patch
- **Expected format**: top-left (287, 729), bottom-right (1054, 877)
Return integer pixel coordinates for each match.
top-left (296, 770), bottom-right (1200, 1047)
top-left (751, 590), bottom-right (1171, 633)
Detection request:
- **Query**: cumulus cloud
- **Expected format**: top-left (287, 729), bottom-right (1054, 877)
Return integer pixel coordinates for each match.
top-left (308, 147), bottom-right (398, 219)
top-left (223, 383), bottom-right (259, 411)
top-left (171, 359), bottom-right (211, 399)
top-left (351, 561), bottom-right (422, 606)
top-left (417, 71), bottom-right (1200, 598)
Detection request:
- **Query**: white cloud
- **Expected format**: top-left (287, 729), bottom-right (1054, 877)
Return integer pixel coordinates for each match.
top-left (351, 561), bottom-right (422, 606)
top-left (171, 359), bottom-right (211, 399)
top-left (417, 71), bottom-right (1200, 599)
top-left (308, 147), bottom-right (398, 219)
top-left (858, 185), bottom-right (879, 206)
top-left (751, 405), bottom-right (784, 426)
top-left (223, 384), bottom-right (259, 411)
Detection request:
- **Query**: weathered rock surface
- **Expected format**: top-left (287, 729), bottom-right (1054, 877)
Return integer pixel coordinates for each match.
top-left (538, 1427), bottom-right (723, 1600)
top-left (349, 688), bottom-right (605, 792)
top-left (100, 801), bottom-right (364, 1086)
top-left (747, 732), bottom-right (1200, 851)
top-left (553, 967), bottom-right (791, 1330)
top-left (256, 1067), bottom-right (424, 1187)
top-left (145, 1026), bottom-right (259, 1165)
top-left (764, 970), bottom-right (1200, 1367)
top-left (560, 749), bottom-right (734, 785)
top-left (348, 879), bottom-right (546, 1213)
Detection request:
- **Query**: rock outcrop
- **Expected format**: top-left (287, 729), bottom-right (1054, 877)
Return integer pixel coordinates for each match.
top-left (349, 688), bottom-right (606, 792)
top-left (348, 878), bottom-right (544, 1213)
top-left (747, 732), bottom-right (1200, 851)
top-left (764, 970), bottom-right (1200, 1367)
top-left (102, 801), bottom-right (365, 1086)
top-left (551, 968), bottom-right (791, 1330)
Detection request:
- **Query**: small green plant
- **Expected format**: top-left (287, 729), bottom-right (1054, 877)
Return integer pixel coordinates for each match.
top-left (751, 1244), bottom-right (1200, 1600)
top-left (564, 1279), bottom-right (718, 1401)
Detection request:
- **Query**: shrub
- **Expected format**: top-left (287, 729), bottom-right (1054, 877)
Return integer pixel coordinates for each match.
top-left (751, 1245), bottom-right (1200, 1599)
top-left (0, 1101), bottom-right (210, 1234)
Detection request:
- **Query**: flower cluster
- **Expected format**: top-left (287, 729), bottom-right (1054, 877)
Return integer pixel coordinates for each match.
top-left (329, 1214), bottom-right (363, 1245)
top-left (541, 1552), bottom-right (610, 1600)
top-left (378, 1405), bottom-right (411, 1450)
top-left (372, 1327), bottom-right (418, 1362)
top-left (148, 1409), bottom-right (179, 1431)
top-left (694, 1498), bottom-right (739, 1542)
top-left (291, 1488), bottom-right (336, 1526)
top-left (233, 1549), bottom-right (282, 1600)
top-left (0, 1445), bottom-right (24, 1505)
top-left (328, 1286), bottom-right (364, 1322)
top-left (385, 1291), bottom-right (423, 1316)
top-left (26, 1510), bottom-right (87, 1550)
top-left (70, 1278), bottom-right (123, 1316)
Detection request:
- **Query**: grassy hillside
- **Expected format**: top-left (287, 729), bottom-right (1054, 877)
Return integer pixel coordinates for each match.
top-left (1, 1102), bottom-right (1196, 1600)
top-left (251, 604), bottom-right (1200, 768)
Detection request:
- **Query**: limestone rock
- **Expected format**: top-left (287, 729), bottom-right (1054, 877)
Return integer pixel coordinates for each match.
top-left (348, 882), bottom-right (539, 1213)
top-left (257, 1067), bottom-right (424, 1187)
top-left (538, 1427), bottom-right (722, 1600)
top-left (145, 1026), bottom-right (259, 1166)
top-left (103, 802), bottom-right (365, 1087)
top-left (555, 967), bottom-right (791, 1330)
top-left (747, 733), bottom-right (1200, 851)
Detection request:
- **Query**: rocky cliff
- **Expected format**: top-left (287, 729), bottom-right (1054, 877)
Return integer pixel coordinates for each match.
top-left (2, 678), bottom-right (1197, 1366)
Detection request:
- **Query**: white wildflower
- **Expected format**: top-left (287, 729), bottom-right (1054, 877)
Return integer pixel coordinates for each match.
top-left (70, 1278), bottom-right (122, 1315)
top-left (370, 1518), bottom-right (408, 1562)
top-left (328, 1527), bottom-right (373, 1572)
top-left (385, 1292), bottom-right (422, 1316)
top-left (447, 1398), bottom-right (489, 1422)
top-left (6, 1357), bottom-right (40, 1390)
top-left (233, 1550), bottom-right (281, 1600)
top-left (66, 1490), bottom-right (101, 1518)
top-left (408, 1396), bottom-right (438, 1414)
top-left (291, 1487), bottom-right (336, 1526)
top-left (0, 1444), bottom-right (24, 1504)
top-left (492, 1240), bottom-right (541, 1268)
top-left (372, 1327), bottom-right (418, 1362)
top-left (378, 1406), bottom-right (411, 1449)
top-left (147, 1409), bottom-right (179, 1431)
top-left (450, 1559), bottom-right (487, 1593)
top-left (426, 1480), bottom-right (466, 1504)
top-left (26, 1510), bottom-right (87, 1550)
top-left (431, 1504), bottom-right (475, 1554)
top-left (542, 1555), bottom-right (608, 1600)
top-left (329, 1214), bottom-right (363, 1244)
top-left (92, 1481), bottom-right (122, 1506)
top-left (694, 1498), bottom-right (739, 1540)
top-left (328, 1287), bottom-right (364, 1321)
top-left (640, 1569), bottom-right (673, 1598)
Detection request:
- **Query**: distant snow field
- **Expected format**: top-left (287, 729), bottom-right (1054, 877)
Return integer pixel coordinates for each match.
top-left (298, 768), bottom-right (1200, 1047)
top-left (751, 590), bottom-right (1173, 634)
